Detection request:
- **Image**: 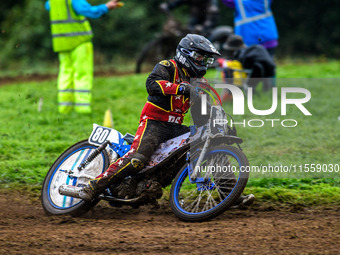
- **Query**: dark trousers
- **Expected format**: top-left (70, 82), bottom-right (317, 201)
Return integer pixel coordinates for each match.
top-left (91, 119), bottom-right (189, 192)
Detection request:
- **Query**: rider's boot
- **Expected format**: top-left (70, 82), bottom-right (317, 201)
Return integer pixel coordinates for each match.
top-left (231, 194), bottom-right (255, 209)
top-left (79, 178), bottom-right (108, 202)
top-left (78, 186), bottom-right (95, 202)
top-left (79, 154), bottom-right (147, 202)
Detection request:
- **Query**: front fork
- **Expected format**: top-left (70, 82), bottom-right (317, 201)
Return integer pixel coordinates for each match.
top-left (190, 135), bottom-right (211, 182)
top-left (186, 137), bottom-right (215, 192)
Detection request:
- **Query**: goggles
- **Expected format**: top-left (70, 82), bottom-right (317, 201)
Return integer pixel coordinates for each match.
top-left (190, 51), bottom-right (214, 65)
top-left (180, 48), bottom-right (214, 66)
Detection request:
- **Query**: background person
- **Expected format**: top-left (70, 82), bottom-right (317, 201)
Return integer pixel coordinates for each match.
top-left (45, 0), bottom-right (121, 114)
top-left (220, 34), bottom-right (276, 100)
top-left (221, 0), bottom-right (279, 58)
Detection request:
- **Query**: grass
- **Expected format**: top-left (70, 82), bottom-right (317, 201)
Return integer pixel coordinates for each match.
top-left (0, 59), bottom-right (340, 205)
top-left (244, 178), bottom-right (340, 206)
top-left (0, 74), bottom-right (148, 183)
top-left (276, 58), bottom-right (340, 78)
top-left (0, 57), bottom-right (138, 79)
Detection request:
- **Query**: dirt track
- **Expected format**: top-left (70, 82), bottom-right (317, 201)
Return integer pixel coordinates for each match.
top-left (0, 191), bottom-right (339, 255)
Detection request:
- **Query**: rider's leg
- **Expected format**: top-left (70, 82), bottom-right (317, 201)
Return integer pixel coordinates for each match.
top-left (79, 119), bottom-right (162, 201)
top-left (79, 152), bottom-right (148, 201)
top-left (79, 119), bottom-right (185, 201)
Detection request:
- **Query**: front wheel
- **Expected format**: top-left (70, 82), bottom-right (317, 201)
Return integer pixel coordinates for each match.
top-left (41, 140), bottom-right (109, 216)
top-left (169, 145), bottom-right (249, 222)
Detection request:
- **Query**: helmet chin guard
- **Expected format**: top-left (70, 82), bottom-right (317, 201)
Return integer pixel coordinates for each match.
top-left (175, 34), bottom-right (221, 78)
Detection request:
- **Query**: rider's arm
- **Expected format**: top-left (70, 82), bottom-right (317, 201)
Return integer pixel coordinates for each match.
top-left (146, 62), bottom-right (181, 96)
top-left (45, 1), bottom-right (50, 11)
top-left (72, 0), bottom-right (110, 19)
top-left (45, 0), bottom-right (110, 18)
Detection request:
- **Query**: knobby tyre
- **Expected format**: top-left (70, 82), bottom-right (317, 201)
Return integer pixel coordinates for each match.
top-left (136, 38), bottom-right (163, 73)
top-left (169, 145), bottom-right (249, 222)
top-left (41, 140), bottom-right (109, 216)
top-left (135, 36), bottom-right (177, 73)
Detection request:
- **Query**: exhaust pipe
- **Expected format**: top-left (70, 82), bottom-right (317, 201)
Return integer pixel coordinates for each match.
top-left (59, 184), bottom-right (82, 198)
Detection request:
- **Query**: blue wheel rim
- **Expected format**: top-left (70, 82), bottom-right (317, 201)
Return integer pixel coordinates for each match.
top-left (173, 149), bottom-right (242, 215)
top-left (47, 146), bottom-right (106, 210)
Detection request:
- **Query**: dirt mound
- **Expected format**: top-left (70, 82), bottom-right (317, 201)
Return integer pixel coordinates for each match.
top-left (0, 191), bottom-right (339, 254)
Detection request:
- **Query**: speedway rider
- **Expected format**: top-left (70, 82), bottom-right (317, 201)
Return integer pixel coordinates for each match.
top-left (79, 34), bottom-right (254, 208)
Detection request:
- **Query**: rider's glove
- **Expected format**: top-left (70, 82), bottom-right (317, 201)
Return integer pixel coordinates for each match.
top-left (178, 82), bottom-right (200, 101)
top-left (178, 82), bottom-right (193, 97)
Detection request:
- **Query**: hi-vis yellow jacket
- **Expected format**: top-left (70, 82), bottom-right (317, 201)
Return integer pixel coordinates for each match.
top-left (49, 0), bottom-right (93, 52)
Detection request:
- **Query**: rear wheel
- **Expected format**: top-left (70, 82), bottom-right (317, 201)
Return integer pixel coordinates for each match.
top-left (169, 145), bottom-right (249, 222)
top-left (135, 36), bottom-right (178, 73)
top-left (41, 140), bottom-right (109, 216)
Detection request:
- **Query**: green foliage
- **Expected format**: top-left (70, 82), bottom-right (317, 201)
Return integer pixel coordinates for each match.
top-left (0, 1), bottom-right (53, 66)
top-left (273, 0), bottom-right (340, 58)
top-left (1, 0), bottom-right (339, 70)
top-left (0, 0), bottom-right (169, 67)
top-left (91, 0), bottom-right (166, 61)
top-left (0, 0), bottom-right (25, 25)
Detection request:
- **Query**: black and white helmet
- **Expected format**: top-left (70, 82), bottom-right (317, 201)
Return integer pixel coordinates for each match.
top-left (175, 34), bottom-right (221, 78)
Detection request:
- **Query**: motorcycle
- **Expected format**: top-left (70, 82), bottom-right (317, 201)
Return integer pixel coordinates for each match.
top-left (41, 89), bottom-right (250, 222)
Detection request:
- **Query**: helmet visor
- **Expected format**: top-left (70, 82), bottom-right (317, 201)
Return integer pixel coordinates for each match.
top-left (190, 51), bottom-right (215, 66)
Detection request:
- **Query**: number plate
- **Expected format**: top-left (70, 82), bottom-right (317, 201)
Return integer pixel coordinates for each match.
top-left (88, 125), bottom-right (112, 146)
